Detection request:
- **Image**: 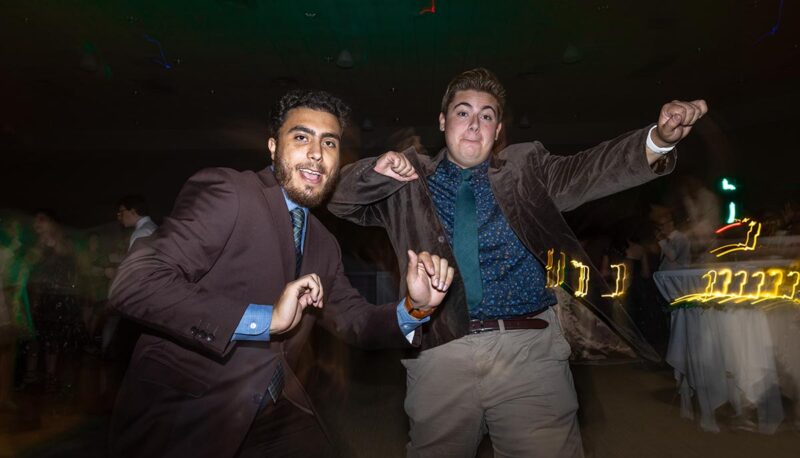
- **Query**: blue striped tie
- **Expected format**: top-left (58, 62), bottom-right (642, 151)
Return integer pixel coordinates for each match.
top-left (290, 207), bottom-right (305, 278)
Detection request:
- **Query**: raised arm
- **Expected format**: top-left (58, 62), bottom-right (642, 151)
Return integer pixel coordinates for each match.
top-left (327, 149), bottom-right (419, 226)
top-left (534, 99), bottom-right (707, 211)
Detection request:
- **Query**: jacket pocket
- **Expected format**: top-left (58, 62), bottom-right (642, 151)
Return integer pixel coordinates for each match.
top-left (137, 355), bottom-right (210, 398)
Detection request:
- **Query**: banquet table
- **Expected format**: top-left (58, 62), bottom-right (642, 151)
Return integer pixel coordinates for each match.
top-left (654, 261), bottom-right (800, 433)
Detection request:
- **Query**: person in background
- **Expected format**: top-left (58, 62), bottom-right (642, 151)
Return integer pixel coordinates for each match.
top-left (653, 209), bottom-right (691, 271)
top-left (27, 210), bottom-right (82, 393)
top-left (116, 195), bottom-right (158, 249)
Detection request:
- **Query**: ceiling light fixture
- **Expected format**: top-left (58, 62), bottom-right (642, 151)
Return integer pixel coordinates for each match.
top-left (336, 50), bottom-right (354, 69)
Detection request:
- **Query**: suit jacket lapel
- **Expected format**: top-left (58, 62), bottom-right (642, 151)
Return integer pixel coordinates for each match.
top-left (299, 216), bottom-right (323, 276)
top-left (256, 168), bottom-right (295, 285)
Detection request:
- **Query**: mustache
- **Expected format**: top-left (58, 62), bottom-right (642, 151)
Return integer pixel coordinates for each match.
top-left (295, 162), bottom-right (328, 175)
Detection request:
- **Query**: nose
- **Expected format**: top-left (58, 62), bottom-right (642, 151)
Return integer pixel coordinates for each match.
top-left (468, 114), bottom-right (479, 132)
top-left (307, 141), bottom-right (322, 162)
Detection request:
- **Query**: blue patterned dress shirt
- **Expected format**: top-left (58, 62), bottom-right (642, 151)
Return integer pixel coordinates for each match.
top-left (427, 158), bottom-right (556, 320)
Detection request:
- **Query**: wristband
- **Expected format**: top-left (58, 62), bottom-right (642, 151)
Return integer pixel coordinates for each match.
top-left (405, 293), bottom-right (434, 319)
top-left (646, 125), bottom-right (675, 155)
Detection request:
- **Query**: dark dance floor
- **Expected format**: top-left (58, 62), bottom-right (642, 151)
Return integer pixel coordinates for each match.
top-left (1, 340), bottom-right (797, 458)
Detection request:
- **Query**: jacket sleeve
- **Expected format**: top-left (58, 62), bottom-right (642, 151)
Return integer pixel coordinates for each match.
top-left (530, 125), bottom-right (676, 211)
top-left (109, 168), bottom-right (249, 358)
top-left (315, 236), bottom-right (415, 349)
top-left (327, 156), bottom-right (411, 227)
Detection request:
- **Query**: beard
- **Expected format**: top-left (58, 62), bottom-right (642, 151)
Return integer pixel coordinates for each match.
top-left (273, 151), bottom-right (340, 208)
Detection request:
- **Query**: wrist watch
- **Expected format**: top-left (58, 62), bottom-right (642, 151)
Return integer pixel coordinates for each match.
top-left (405, 293), bottom-right (434, 319)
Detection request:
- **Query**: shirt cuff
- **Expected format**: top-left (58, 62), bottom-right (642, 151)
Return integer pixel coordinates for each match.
top-left (396, 299), bottom-right (429, 343)
top-left (232, 304), bottom-right (272, 341)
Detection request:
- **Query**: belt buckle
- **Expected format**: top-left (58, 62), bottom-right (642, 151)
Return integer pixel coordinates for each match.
top-left (470, 319), bottom-right (495, 334)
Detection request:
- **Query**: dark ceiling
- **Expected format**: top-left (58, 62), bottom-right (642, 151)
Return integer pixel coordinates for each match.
top-left (1, 0), bottom-right (798, 226)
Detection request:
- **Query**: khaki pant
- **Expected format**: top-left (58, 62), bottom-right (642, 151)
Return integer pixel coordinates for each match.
top-left (402, 308), bottom-right (584, 458)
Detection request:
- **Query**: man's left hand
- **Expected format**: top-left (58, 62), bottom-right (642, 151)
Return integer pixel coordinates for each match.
top-left (405, 250), bottom-right (455, 315)
top-left (653, 99), bottom-right (709, 146)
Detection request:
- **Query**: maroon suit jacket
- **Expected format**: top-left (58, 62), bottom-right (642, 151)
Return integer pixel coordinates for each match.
top-left (108, 167), bottom-right (410, 457)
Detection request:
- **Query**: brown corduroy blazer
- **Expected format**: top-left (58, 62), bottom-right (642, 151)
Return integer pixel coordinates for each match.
top-left (329, 126), bottom-right (673, 361)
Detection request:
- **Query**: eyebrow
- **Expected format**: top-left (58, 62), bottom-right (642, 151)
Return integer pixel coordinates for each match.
top-left (288, 125), bottom-right (341, 142)
top-left (452, 102), bottom-right (497, 115)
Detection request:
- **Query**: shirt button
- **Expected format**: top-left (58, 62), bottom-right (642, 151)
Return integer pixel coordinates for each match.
top-left (437, 235), bottom-right (445, 243)
top-left (249, 322), bottom-right (258, 330)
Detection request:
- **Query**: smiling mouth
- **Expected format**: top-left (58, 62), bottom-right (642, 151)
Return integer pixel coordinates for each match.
top-left (298, 167), bottom-right (324, 184)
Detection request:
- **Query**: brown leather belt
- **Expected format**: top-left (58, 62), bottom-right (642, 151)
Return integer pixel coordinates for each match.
top-left (469, 307), bottom-right (550, 334)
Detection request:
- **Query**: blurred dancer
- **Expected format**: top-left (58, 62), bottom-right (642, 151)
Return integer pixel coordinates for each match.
top-left (27, 210), bottom-right (81, 393)
top-left (330, 68), bottom-right (707, 457)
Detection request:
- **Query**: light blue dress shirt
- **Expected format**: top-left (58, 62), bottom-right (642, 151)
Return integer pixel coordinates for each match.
top-left (232, 185), bottom-right (427, 342)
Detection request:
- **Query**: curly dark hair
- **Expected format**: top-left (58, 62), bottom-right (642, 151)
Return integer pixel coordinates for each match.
top-left (269, 90), bottom-right (351, 137)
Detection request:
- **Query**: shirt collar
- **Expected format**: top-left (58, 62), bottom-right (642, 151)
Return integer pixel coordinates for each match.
top-left (438, 157), bottom-right (490, 180)
top-left (280, 187), bottom-right (306, 213)
top-left (134, 216), bottom-right (152, 230)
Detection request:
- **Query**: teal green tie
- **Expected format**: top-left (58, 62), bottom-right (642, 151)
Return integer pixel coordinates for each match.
top-left (290, 207), bottom-right (305, 278)
top-left (453, 168), bottom-right (483, 310)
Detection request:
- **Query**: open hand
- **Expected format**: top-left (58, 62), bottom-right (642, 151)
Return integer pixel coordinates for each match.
top-left (405, 250), bottom-right (455, 316)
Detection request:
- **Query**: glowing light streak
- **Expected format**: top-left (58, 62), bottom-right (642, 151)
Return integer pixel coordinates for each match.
top-left (726, 202), bottom-right (737, 224)
top-left (570, 260), bottom-right (590, 297)
top-left (718, 268), bottom-right (733, 295)
top-left (546, 249), bottom-right (555, 287)
top-left (546, 249), bottom-right (566, 287)
top-left (752, 271), bottom-right (766, 298)
top-left (602, 263), bottom-right (627, 298)
top-left (768, 269), bottom-right (784, 297)
top-left (753, 269), bottom-right (784, 304)
top-left (721, 178), bottom-right (737, 191)
top-left (786, 271), bottom-right (800, 299)
top-left (670, 268), bottom-right (800, 307)
top-left (715, 221), bottom-right (743, 235)
top-left (735, 270), bottom-right (749, 296)
top-left (545, 248), bottom-right (632, 299)
top-left (702, 270), bottom-right (718, 295)
top-left (710, 218), bottom-right (761, 257)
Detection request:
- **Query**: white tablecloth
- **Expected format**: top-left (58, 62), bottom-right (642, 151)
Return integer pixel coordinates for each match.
top-left (655, 264), bottom-right (800, 433)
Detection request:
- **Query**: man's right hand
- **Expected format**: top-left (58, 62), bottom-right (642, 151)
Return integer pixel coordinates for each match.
top-left (269, 274), bottom-right (324, 335)
top-left (373, 151), bottom-right (419, 182)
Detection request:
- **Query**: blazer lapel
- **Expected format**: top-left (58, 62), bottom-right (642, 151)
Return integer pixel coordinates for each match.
top-left (256, 169), bottom-right (296, 285)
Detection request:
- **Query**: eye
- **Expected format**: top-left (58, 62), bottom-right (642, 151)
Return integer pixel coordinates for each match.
top-left (323, 140), bottom-right (338, 148)
top-left (294, 134), bottom-right (307, 142)
top-left (482, 114), bottom-right (494, 121)
top-left (456, 111), bottom-right (468, 118)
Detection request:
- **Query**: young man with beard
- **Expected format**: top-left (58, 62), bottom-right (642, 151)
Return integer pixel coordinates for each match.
top-left (108, 90), bottom-right (454, 458)
top-left (329, 68), bottom-right (707, 457)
